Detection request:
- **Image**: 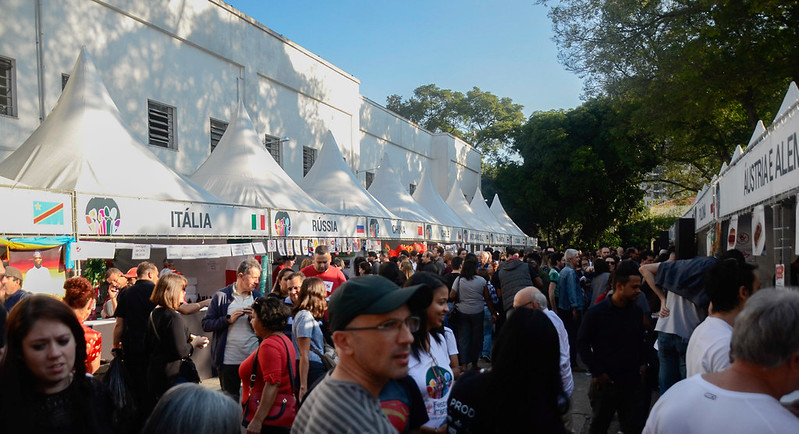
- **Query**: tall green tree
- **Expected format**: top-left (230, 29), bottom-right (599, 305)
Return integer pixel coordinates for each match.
top-left (540, 0), bottom-right (799, 194)
top-left (387, 85), bottom-right (524, 165)
top-left (489, 97), bottom-right (659, 248)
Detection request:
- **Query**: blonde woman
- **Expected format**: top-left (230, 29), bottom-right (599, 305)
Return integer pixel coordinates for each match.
top-left (146, 273), bottom-right (209, 406)
top-left (291, 277), bottom-right (327, 401)
top-left (400, 259), bottom-right (414, 281)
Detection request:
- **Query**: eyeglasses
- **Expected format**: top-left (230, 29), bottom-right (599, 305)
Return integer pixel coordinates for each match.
top-left (343, 316), bottom-right (420, 333)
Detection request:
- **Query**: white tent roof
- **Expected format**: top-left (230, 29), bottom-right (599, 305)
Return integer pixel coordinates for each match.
top-left (470, 188), bottom-right (509, 234)
top-left (412, 169), bottom-right (466, 228)
top-left (191, 101), bottom-right (332, 213)
top-left (774, 82), bottom-right (799, 123)
top-left (367, 153), bottom-right (439, 223)
top-left (0, 48), bottom-right (220, 202)
top-left (445, 180), bottom-right (491, 231)
top-left (300, 131), bottom-right (396, 218)
top-left (490, 194), bottom-right (527, 236)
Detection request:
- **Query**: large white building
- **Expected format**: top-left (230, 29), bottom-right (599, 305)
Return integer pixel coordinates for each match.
top-left (0, 0), bottom-right (482, 202)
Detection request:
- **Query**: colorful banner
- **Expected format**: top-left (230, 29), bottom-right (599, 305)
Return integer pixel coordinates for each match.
top-left (752, 205), bottom-right (766, 256)
top-left (0, 187), bottom-right (74, 235)
top-left (9, 246), bottom-right (66, 298)
top-left (270, 210), bottom-right (361, 238)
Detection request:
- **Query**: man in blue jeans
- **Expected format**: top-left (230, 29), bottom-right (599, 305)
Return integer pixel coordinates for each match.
top-left (640, 257), bottom-right (706, 394)
top-left (558, 248), bottom-right (585, 369)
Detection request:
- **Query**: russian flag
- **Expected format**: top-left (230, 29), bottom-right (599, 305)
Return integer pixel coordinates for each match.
top-left (356, 225), bottom-right (365, 234)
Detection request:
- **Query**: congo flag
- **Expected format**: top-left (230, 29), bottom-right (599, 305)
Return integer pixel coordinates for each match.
top-left (33, 201), bottom-right (64, 225)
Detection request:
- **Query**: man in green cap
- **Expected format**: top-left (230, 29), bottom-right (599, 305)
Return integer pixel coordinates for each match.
top-left (292, 275), bottom-right (431, 434)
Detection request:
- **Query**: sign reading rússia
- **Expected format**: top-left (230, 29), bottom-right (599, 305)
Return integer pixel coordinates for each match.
top-left (272, 210), bottom-right (361, 238)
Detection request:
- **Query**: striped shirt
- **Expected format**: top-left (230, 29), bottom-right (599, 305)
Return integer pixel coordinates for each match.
top-left (292, 375), bottom-right (395, 434)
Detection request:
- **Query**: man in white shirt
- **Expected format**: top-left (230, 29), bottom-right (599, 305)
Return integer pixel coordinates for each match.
top-left (644, 289), bottom-right (799, 433)
top-left (686, 256), bottom-right (758, 377)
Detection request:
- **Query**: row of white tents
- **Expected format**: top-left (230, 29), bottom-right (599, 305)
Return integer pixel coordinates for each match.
top-left (0, 49), bottom-right (533, 248)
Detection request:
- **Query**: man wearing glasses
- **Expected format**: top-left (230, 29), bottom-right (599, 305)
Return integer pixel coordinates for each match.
top-left (292, 275), bottom-right (432, 434)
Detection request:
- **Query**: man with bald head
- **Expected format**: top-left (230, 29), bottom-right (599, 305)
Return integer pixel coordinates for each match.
top-left (514, 287), bottom-right (574, 407)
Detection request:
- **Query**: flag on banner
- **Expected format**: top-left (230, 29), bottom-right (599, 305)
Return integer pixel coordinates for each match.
top-left (356, 225), bottom-right (365, 234)
top-left (251, 214), bottom-right (267, 231)
top-left (33, 201), bottom-right (64, 225)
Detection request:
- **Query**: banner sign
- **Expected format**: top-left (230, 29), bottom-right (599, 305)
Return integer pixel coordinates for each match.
top-left (271, 210), bottom-right (361, 238)
top-left (75, 194), bottom-right (263, 237)
top-left (719, 113), bottom-right (799, 217)
top-left (0, 187), bottom-right (74, 235)
top-left (693, 187), bottom-right (715, 230)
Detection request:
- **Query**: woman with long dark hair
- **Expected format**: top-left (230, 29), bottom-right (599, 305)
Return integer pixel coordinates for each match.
top-left (447, 307), bottom-right (566, 433)
top-left (291, 277), bottom-right (328, 402)
top-left (0, 295), bottom-right (114, 433)
top-left (405, 272), bottom-right (459, 432)
top-left (450, 257), bottom-right (493, 370)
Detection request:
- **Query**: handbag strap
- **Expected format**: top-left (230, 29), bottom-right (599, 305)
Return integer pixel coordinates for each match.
top-left (246, 335), bottom-right (296, 399)
top-left (149, 311), bottom-right (161, 341)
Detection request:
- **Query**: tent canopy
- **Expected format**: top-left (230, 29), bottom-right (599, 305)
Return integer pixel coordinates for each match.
top-left (412, 168), bottom-right (466, 228)
top-left (490, 194), bottom-right (527, 237)
top-left (445, 180), bottom-right (491, 231)
top-left (470, 188), bottom-right (509, 234)
top-left (367, 153), bottom-right (439, 224)
top-left (191, 100), bottom-right (332, 213)
top-left (0, 48), bottom-right (220, 202)
top-left (300, 131), bottom-right (396, 219)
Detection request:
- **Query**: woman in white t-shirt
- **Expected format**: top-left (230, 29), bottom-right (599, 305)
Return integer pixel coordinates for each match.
top-left (292, 277), bottom-right (328, 402)
top-left (406, 271), bottom-right (457, 433)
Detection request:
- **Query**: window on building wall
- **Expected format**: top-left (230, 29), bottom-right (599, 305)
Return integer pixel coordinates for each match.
top-left (409, 183), bottom-right (416, 195)
top-left (0, 56), bottom-right (17, 117)
top-left (61, 73), bottom-right (70, 91)
top-left (264, 134), bottom-right (283, 167)
top-left (210, 118), bottom-right (228, 151)
top-left (148, 100), bottom-right (176, 149)
top-left (303, 146), bottom-right (317, 176)
top-left (365, 172), bottom-right (375, 189)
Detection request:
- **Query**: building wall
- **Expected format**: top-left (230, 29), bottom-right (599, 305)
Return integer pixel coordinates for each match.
top-left (0, 0), bottom-right (481, 191)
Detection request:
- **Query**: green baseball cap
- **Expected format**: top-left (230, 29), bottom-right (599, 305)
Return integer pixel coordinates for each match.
top-left (328, 275), bottom-right (432, 332)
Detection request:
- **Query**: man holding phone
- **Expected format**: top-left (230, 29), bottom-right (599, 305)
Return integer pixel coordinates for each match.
top-left (202, 259), bottom-right (264, 401)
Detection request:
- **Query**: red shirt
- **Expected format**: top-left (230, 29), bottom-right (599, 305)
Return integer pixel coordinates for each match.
top-left (300, 265), bottom-right (347, 295)
top-left (82, 323), bottom-right (102, 374)
top-left (239, 334), bottom-right (297, 427)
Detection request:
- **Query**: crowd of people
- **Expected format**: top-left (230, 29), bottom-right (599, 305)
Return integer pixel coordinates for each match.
top-left (0, 243), bottom-right (799, 433)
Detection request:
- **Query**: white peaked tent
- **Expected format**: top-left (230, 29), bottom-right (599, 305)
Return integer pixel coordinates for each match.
top-left (773, 82), bottom-right (799, 122)
top-left (445, 181), bottom-right (491, 231)
top-left (191, 100), bottom-right (332, 213)
top-left (300, 131), bottom-right (396, 218)
top-left (0, 48), bottom-right (220, 202)
top-left (367, 154), bottom-right (439, 224)
top-left (469, 188), bottom-right (508, 234)
top-left (412, 169), bottom-right (466, 228)
top-left (490, 194), bottom-right (528, 237)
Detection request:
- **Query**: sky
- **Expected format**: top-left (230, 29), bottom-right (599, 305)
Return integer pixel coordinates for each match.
top-left (225, 0), bottom-right (584, 117)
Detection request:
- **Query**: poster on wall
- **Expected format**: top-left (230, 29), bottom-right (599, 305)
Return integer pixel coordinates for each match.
top-left (9, 247), bottom-right (66, 298)
top-left (727, 215), bottom-right (738, 250)
top-left (752, 205), bottom-right (766, 256)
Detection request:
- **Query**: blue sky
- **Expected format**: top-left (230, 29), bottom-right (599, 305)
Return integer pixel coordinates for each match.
top-left (225, 0), bottom-right (584, 117)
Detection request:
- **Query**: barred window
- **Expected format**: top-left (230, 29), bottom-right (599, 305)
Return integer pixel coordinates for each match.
top-left (303, 146), bottom-right (317, 176)
top-left (210, 118), bottom-right (228, 151)
top-left (148, 100), bottom-right (176, 149)
top-left (264, 134), bottom-right (283, 167)
top-left (0, 56), bottom-right (16, 117)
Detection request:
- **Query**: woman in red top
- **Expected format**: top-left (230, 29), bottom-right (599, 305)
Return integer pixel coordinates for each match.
top-left (240, 296), bottom-right (297, 433)
top-left (62, 277), bottom-right (102, 374)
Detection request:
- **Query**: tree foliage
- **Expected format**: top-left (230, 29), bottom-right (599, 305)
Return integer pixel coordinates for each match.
top-left (387, 85), bottom-right (525, 165)
top-left (541, 0), bottom-right (799, 194)
top-left (485, 97), bottom-right (659, 249)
